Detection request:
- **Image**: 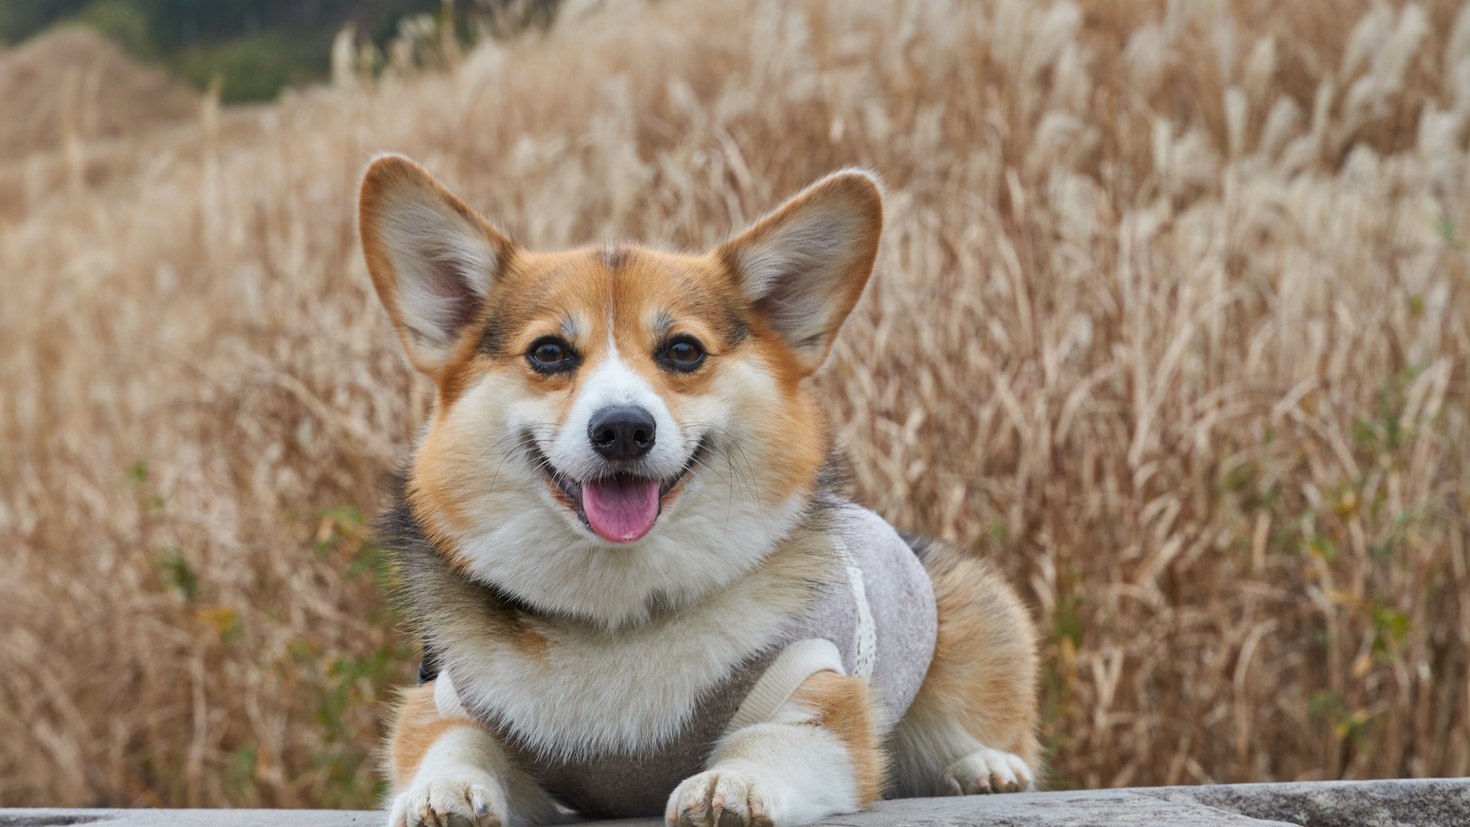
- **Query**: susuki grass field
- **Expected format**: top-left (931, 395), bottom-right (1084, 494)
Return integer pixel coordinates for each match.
top-left (2, 0), bottom-right (1469, 809)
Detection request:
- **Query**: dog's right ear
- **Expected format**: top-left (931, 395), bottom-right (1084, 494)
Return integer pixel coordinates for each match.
top-left (358, 154), bottom-right (513, 375)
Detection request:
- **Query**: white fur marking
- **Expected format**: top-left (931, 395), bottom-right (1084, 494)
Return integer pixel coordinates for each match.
top-left (546, 338), bottom-right (687, 484)
top-left (669, 695), bottom-right (860, 826)
top-left (941, 747), bottom-right (1035, 795)
top-left (390, 727), bottom-right (508, 827)
top-left (890, 712), bottom-right (1037, 798)
top-left (444, 542), bottom-right (808, 759)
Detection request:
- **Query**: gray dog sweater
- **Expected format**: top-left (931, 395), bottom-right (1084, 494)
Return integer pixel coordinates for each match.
top-left (444, 504), bottom-right (938, 818)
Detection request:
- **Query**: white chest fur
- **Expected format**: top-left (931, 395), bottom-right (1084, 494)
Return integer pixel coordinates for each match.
top-left (437, 543), bottom-right (825, 759)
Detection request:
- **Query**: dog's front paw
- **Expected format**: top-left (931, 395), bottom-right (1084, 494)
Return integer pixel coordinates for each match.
top-left (666, 765), bottom-right (782, 827)
top-left (940, 747), bottom-right (1034, 795)
top-left (389, 771), bottom-right (508, 827)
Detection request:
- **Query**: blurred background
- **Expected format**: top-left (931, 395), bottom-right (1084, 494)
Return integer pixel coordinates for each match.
top-left (1, 0), bottom-right (1468, 811)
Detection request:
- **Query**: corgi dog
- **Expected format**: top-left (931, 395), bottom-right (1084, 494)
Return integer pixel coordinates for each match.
top-left (358, 155), bottom-right (1041, 827)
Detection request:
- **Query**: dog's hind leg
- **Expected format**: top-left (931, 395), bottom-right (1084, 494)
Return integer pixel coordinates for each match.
top-left (386, 682), bottom-right (561, 827)
top-left (889, 538), bottom-right (1042, 797)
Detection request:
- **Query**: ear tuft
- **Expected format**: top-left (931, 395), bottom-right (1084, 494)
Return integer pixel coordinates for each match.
top-left (718, 169), bottom-right (883, 375)
top-left (358, 154), bottom-right (512, 375)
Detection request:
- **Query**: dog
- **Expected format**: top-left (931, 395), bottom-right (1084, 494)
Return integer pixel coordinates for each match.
top-left (358, 154), bottom-right (1041, 827)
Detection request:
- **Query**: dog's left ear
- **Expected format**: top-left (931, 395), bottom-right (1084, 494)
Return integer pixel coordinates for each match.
top-left (718, 169), bottom-right (883, 375)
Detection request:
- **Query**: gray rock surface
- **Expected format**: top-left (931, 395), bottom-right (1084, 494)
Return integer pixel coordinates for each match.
top-left (1, 779), bottom-right (1466, 827)
top-left (1162, 779), bottom-right (1470, 827)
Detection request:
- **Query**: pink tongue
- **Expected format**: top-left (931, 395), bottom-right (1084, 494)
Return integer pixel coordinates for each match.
top-left (581, 477), bottom-right (661, 543)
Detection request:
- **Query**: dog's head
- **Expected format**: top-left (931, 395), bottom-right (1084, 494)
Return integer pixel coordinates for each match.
top-left (359, 156), bottom-right (882, 625)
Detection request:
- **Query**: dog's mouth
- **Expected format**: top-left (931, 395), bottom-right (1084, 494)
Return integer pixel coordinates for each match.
top-left (529, 439), bottom-right (704, 544)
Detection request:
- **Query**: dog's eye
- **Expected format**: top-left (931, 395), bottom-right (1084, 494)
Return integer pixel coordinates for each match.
top-left (658, 336), bottom-right (706, 372)
top-left (527, 337), bottom-right (578, 373)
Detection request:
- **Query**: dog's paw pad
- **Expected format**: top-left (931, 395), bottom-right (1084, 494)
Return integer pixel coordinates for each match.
top-left (941, 747), bottom-right (1034, 795)
top-left (666, 767), bottom-right (779, 827)
top-left (389, 773), bottom-right (507, 827)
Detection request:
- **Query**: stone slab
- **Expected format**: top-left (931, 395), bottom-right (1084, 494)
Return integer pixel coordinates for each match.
top-left (2, 779), bottom-right (1467, 827)
top-left (1157, 779), bottom-right (1470, 827)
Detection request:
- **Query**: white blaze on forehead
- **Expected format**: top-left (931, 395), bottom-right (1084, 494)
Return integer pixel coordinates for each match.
top-left (547, 337), bottom-right (685, 481)
top-left (583, 335), bottom-right (655, 408)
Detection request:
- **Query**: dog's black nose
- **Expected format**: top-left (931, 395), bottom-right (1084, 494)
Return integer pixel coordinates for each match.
top-left (588, 405), bottom-right (656, 460)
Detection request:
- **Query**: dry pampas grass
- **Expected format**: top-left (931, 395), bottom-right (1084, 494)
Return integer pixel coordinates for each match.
top-left (2, 0), bottom-right (1469, 808)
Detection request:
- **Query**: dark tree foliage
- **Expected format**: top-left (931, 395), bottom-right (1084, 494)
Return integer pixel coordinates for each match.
top-left (130, 0), bottom-right (439, 50)
top-left (0, 0), bottom-right (91, 43)
top-left (0, 0), bottom-right (449, 102)
top-left (0, 0), bottom-right (437, 46)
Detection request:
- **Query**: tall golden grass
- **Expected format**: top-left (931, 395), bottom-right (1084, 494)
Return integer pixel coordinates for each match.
top-left (2, 0), bottom-right (1468, 809)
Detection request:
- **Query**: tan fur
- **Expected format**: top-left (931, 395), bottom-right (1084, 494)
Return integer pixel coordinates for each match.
top-left (892, 539), bottom-right (1042, 794)
top-left (402, 242), bottom-right (835, 549)
top-left (387, 683), bottom-right (492, 787)
top-left (790, 671), bottom-right (885, 805)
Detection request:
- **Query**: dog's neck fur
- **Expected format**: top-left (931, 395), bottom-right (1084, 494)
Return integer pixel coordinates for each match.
top-left (381, 469), bottom-right (848, 757)
top-left (381, 460), bottom-right (847, 631)
top-left (387, 439), bottom-right (854, 629)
